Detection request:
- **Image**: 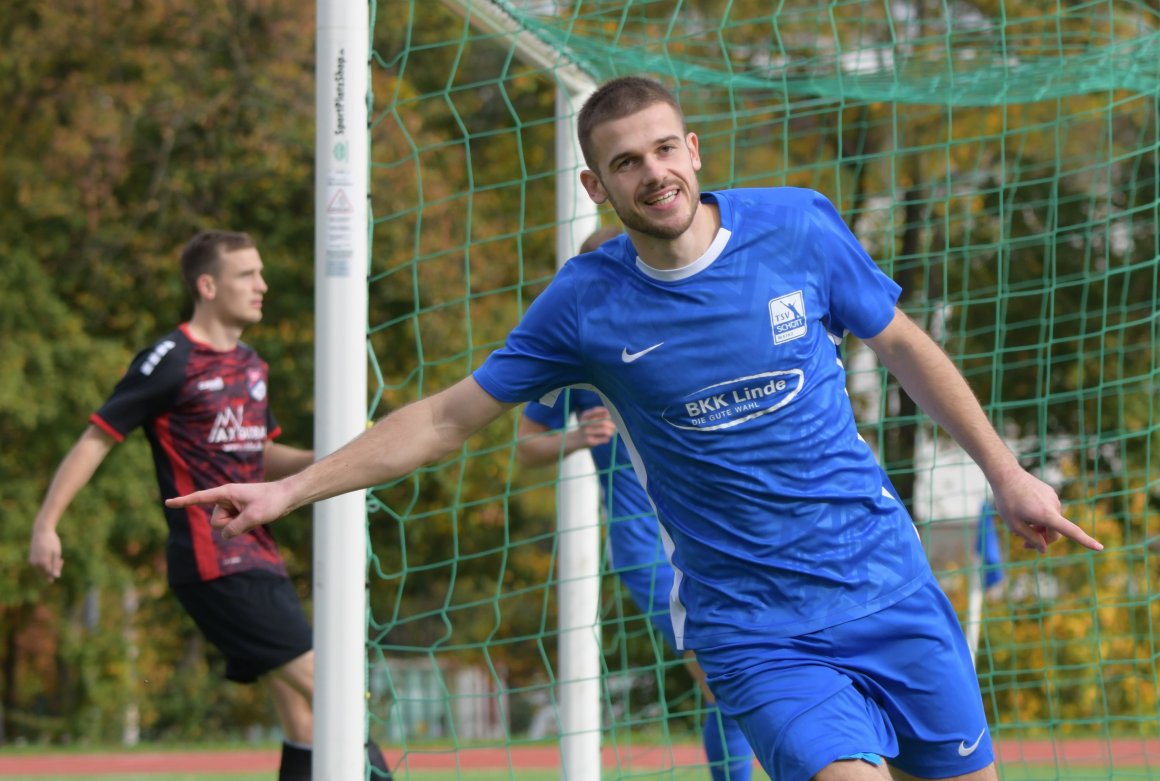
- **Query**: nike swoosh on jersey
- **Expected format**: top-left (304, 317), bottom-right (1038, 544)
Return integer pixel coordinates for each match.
top-left (621, 342), bottom-right (664, 363)
top-left (957, 729), bottom-right (986, 757)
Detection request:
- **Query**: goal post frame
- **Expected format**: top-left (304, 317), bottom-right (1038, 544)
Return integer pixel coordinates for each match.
top-left (314, 1), bottom-right (603, 778)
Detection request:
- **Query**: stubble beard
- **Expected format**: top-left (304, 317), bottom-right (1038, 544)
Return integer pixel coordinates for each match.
top-left (606, 181), bottom-right (699, 241)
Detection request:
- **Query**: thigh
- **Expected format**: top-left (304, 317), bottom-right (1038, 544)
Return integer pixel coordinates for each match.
top-left (889, 763), bottom-right (999, 781)
top-left (731, 672), bottom-right (897, 781)
top-left (269, 648), bottom-right (314, 700)
top-left (173, 572), bottom-right (313, 683)
top-left (698, 638), bottom-right (899, 781)
top-left (833, 578), bottom-right (995, 779)
top-left (695, 576), bottom-right (994, 781)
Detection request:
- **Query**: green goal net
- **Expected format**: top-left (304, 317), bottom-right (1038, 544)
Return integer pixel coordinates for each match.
top-left (364, 1), bottom-right (1159, 778)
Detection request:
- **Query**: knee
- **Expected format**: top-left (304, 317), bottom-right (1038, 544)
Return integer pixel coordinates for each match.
top-left (277, 696), bottom-right (314, 744)
top-left (276, 651), bottom-right (315, 702)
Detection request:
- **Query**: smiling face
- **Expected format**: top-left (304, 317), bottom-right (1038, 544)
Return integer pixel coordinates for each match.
top-left (198, 247), bottom-right (268, 328)
top-left (580, 102), bottom-right (703, 242)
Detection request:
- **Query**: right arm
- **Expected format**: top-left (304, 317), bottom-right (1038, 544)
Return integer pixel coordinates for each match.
top-left (866, 309), bottom-right (1101, 552)
top-left (515, 407), bottom-right (616, 468)
top-left (29, 425), bottom-right (117, 581)
top-left (167, 376), bottom-right (515, 539)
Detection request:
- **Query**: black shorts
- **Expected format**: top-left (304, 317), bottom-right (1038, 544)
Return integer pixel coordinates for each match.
top-left (172, 570), bottom-right (313, 684)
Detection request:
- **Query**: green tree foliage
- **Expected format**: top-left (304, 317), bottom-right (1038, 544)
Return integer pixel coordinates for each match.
top-left (0, 0), bottom-right (566, 743)
top-left (0, 0), bottom-right (318, 742)
top-left (0, 242), bottom-right (155, 742)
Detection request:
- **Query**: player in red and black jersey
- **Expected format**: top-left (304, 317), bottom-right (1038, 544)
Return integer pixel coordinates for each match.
top-left (92, 324), bottom-right (290, 586)
top-left (29, 230), bottom-right (391, 780)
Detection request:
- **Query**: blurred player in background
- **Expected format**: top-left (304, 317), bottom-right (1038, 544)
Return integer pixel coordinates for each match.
top-left (516, 226), bottom-right (753, 781)
top-left (28, 230), bottom-right (391, 780)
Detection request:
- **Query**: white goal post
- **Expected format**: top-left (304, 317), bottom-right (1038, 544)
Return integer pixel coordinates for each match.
top-left (313, 0), bottom-right (602, 779)
top-left (314, 0), bottom-right (370, 779)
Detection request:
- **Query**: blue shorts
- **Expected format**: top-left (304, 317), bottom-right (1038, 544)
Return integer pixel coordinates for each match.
top-left (695, 575), bottom-right (993, 781)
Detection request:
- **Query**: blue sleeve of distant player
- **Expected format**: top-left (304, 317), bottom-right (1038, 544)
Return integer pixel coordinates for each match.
top-left (810, 193), bottom-right (901, 339)
top-left (473, 265), bottom-right (588, 404)
top-left (523, 397), bottom-right (567, 430)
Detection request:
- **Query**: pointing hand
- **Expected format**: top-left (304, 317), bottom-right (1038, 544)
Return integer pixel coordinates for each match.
top-left (166, 481), bottom-right (292, 541)
top-left (991, 470), bottom-right (1102, 554)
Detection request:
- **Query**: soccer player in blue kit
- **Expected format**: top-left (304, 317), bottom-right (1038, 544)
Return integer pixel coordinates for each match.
top-left (516, 226), bottom-right (754, 781)
top-left (169, 78), bottom-right (1104, 781)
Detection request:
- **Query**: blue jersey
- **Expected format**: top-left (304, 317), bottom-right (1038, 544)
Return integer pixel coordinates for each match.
top-left (476, 187), bottom-right (930, 650)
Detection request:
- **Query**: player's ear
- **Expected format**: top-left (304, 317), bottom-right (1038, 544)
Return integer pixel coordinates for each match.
top-left (580, 169), bottom-right (607, 205)
top-left (687, 131), bottom-right (702, 172)
top-left (196, 273), bottom-right (217, 301)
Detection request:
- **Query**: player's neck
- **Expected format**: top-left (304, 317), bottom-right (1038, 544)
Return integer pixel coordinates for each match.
top-left (632, 200), bottom-right (721, 271)
top-left (186, 313), bottom-right (245, 351)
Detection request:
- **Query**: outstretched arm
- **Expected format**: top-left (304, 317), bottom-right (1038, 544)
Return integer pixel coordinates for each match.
top-left (515, 407), bottom-right (616, 468)
top-left (167, 376), bottom-right (514, 539)
top-left (30, 425), bottom-right (118, 581)
top-left (865, 308), bottom-right (1102, 553)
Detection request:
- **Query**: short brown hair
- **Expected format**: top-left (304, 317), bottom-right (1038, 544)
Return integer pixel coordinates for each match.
top-left (577, 76), bottom-right (684, 172)
top-left (180, 230), bottom-right (255, 299)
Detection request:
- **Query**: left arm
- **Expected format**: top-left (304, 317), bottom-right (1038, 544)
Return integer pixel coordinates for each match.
top-left (264, 442), bottom-right (315, 481)
top-left (865, 308), bottom-right (1102, 553)
top-left (516, 407), bottom-right (616, 468)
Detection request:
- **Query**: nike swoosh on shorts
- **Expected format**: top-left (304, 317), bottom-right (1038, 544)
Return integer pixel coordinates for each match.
top-left (958, 729), bottom-right (986, 757)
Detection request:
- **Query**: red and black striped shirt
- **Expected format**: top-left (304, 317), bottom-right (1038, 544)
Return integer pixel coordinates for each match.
top-left (92, 324), bottom-right (288, 584)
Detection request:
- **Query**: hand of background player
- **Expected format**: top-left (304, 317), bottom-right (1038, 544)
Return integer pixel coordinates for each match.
top-left (29, 526), bottom-right (64, 582)
top-left (166, 481), bottom-right (293, 541)
top-left (567, 407), bottom-right (617, 451)
top-left (991, 468), bottom-right (1103, 553)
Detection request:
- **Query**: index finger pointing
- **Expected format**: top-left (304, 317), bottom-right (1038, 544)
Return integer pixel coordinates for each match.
top-left (1050, 514), bottom-right (1103, 552)
top-left (166, 487), bottom-right (228, 509)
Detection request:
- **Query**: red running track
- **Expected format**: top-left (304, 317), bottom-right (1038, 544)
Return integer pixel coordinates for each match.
top-left (0, 740), bottom-right (1157, 776)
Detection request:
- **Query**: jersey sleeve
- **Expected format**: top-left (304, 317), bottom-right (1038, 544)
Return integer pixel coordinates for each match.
top-left (810, 193), bottom-right (901, 339)
top-left (91, 338), bottom-right (188, 441)
top-left (522, 395), bottom-right (568, 430)
top-left (473, 265), bottom-right (588, 404)
top-left (266, 405), bottom-right (281, 441)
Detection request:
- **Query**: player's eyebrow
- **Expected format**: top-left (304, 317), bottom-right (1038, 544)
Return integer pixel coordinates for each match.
top-left (606, 133), bottom-right (682, 170)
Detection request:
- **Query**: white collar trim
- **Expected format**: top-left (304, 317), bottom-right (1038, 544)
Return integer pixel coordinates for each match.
top-left (635, 227), bottom-right (732, 282)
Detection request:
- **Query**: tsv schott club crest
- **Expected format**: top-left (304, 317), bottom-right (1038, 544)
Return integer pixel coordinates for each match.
top-left (768, 291), bottom-right (807, 345)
